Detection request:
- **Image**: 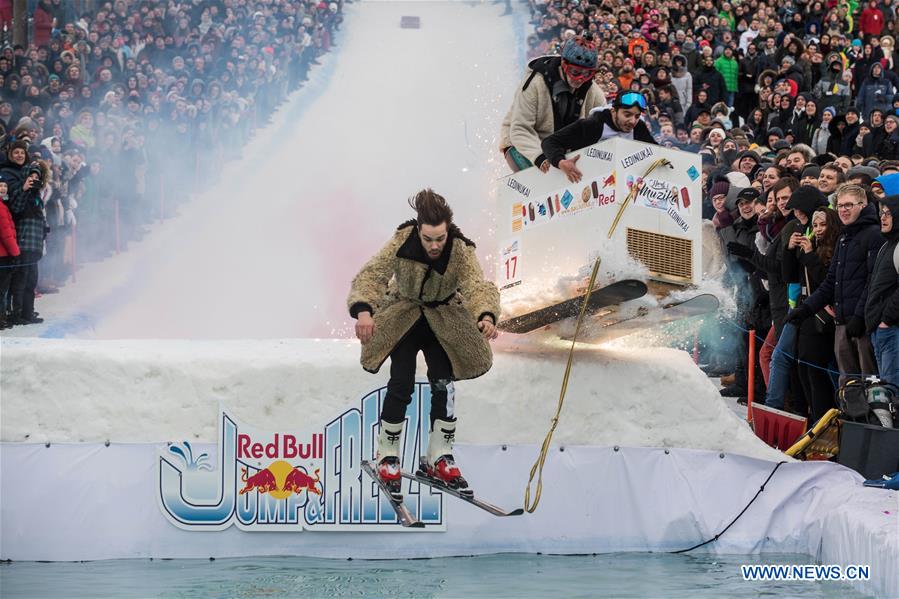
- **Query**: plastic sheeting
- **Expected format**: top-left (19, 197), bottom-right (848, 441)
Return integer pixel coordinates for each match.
top-left (1, 443), bottom-right (894, 598)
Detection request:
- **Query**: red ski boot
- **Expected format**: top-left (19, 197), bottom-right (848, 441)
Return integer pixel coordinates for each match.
top-left (376, 422), bottom-right (404, 495)
top-left (423, 419), bottom-right (468, 490)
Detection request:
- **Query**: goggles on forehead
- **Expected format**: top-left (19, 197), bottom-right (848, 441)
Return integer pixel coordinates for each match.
top-left (616, 92), bottom-right (648, 111)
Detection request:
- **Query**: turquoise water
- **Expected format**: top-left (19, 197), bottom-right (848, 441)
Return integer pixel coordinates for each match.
top-left (0, 553), bottom-right (870, 598)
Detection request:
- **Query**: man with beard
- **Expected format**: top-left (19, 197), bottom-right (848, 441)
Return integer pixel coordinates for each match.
top-left (541, 92), bottom-right (657, 183)
top-left (786, 145), bottom-right (814, 176)
top-left (694, 54), bottom-right (726, 105)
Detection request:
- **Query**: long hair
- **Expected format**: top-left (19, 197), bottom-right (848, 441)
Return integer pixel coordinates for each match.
top-left (812, 207), bottom-right (842, 265)
top-left (405, 188), bottom-right (475, 247)
top-left (408, 188), bottom-right (453, 227)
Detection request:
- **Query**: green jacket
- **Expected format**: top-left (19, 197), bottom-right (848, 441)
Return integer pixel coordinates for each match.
top-left (714, 56), bottom-right (739, 92)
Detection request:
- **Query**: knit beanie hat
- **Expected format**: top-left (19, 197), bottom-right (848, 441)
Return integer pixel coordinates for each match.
top-left (710, 180), bottom-right (730, 197)
top-left (801, 164), bottom-right (822, 180)
top-left (787, 185), bottom-right (828, 215)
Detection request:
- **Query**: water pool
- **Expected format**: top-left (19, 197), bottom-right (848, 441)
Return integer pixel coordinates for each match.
top-left (0, 553), bottom-right (870, 598)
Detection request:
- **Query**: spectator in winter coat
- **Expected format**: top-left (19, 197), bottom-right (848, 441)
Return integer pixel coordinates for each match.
top-left (656, 85), bottom-right (684, 126)
top-left (714, 47), bottom-right (739, 107)
top-left (860, 0), bottom-right (886, 40)
top-left (719, 187), bottom-right (763, 399)
top-left (0, 173), bottom-right (20, 330)
top-left (6, 161), bottom-right (49, 326)
top-left (813, 59), bottom-right (852, 114)
top-left (694, 55), bottom-right (727, 106)
top-left (32, 1), bottom-right (54, 48)
top-left (684, 90), bottom-right (712, 127)
top-left (500, 37), bottom-right (606, 172)
top-left (793, 97), bottom-right (820, 146)
top-left (786, 184), bottom-right (886, 385)
top-left (877, 114), bottom-right (899, 159)
top-left (783, 207), bottom-right (842, 420)
top-left (671, 55), bottom-right (692, 113)
top-left (730, 177), bottom-right (799, 335)
top-left (764, 185), bottom-right (830, 415)
top-left (811, 107), bottom-right (836, 155)
top-left (858, 63), bottom-right (895, 122)
top-left (862, 108), bottom-right (887, 155)
top-left (865, 196), bottom-right (899, 385)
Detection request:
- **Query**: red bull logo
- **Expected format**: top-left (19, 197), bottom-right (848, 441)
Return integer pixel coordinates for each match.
top-left (158, 390), bottom-right (445, 531)
top-left (239, 460), bottom-right (322, 498)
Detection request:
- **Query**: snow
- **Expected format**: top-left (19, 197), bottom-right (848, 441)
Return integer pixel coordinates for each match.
top-left (7, 0), bottom-right (527, 340)
top-left (1, 336), bottom-right (782, 462)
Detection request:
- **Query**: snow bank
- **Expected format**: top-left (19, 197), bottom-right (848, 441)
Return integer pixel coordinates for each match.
top-left (0, 337), bottom-right (782, 461)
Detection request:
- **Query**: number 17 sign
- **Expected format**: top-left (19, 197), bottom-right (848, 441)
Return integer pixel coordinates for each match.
top-left (500, 239), bottom-right (522, 291)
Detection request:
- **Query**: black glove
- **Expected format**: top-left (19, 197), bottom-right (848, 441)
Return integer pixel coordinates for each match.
top-left (785, 304), bottom-right (813, 326)
top-left (845, 315), bottom-right (866, 339)
top-left (727, 242), bottom-right (753, 259)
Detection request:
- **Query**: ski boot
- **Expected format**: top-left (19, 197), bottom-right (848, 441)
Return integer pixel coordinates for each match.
top-left (420, 419), bottom-right (470, 493)
top-left (376, 421), bottom-right (404, 496)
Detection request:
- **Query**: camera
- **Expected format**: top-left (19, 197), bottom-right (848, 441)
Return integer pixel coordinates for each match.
top-left (24, 162), bottom-right (42, 184)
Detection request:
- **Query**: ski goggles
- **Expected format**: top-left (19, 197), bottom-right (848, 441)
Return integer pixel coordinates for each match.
top-left (616, 92), bottom-right (648, 111)
top-left (561, 62), bottom-right (597, 84)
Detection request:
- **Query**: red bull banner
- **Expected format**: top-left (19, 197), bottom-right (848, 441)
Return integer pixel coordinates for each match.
top-left (157, 383), bottom-right (445, 531)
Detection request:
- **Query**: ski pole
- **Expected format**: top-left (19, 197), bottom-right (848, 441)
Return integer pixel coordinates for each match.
top-left (524, 256), bottom-right (601, 513)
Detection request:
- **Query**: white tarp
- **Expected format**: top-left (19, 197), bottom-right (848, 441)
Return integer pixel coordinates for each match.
top-left (2, 442), bottom-right (895, 597)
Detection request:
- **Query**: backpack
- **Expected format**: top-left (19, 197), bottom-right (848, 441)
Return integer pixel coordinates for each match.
top-left (838, 377), bottom-right (899, 427)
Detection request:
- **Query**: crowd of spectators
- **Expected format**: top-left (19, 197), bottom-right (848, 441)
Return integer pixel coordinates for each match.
top-left (0, 0), bottom-right (343, 328)
top-left (514, 0), bottom-right (899, 423)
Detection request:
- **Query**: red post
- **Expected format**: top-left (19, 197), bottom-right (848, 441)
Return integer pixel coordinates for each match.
top-left (747, 330), bottom-right (756, 424)
top-left (692, 332), bottom-right (700, 365)
top-left (114, 197), bottom-right (120, 254)
top-left (71, 224), bottom-right (77, 284)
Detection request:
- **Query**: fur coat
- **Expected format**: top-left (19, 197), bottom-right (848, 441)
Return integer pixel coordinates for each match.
top-left (347, 222), bottom-right (501, 380)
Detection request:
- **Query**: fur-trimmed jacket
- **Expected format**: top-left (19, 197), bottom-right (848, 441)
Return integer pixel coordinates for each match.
top-left (499, 56), bottom-right (606, 168)
top-left (347, 222), bottom-right (501, 381)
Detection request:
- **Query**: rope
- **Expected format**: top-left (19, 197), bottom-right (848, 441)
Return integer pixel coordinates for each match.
top-left (718, 316), bottom-right (873, 380)
top-left (524, 256), bottom-right (601, 513)
top-left (0, 260), bottom-right (40, 269)
top-left (671, 460), bottom-right (787, 554)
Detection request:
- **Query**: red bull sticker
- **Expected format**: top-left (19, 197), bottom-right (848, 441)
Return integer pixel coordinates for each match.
top-left (157, 388), bottom-right (446, 531)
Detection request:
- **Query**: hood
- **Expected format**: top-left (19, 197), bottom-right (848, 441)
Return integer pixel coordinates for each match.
top-left (846, 202), bottom-right (882, 233)
top-left (876, 172), bottom-right (899, 196)
top-left (758, 69), bottom-right (778, 84)
top-left (881, 195), bottom-right (899, 241)
top-left (527, 55), bottom-right (562, 73)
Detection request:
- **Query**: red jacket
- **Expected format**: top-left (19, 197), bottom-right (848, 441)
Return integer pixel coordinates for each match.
top-left (860, 7), bottom-right (885, 36)
top-left (32, 5), bottom-right (53, 47)
top-left (0, 200), bottom-right (20, 257)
